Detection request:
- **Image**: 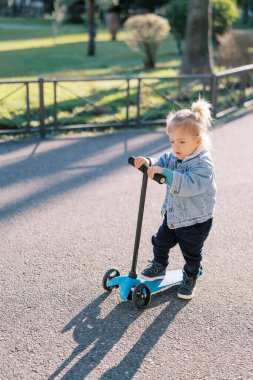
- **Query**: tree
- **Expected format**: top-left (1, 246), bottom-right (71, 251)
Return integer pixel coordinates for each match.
top-left (106, 5), bottom-right (121, 41)
top-left (53, 0), bottom-right (84, 24)
top-left (181, 0), bottom-right (213, 74)
top-left (87, 0), bottom-right (96, 55)
top-left (52, 0), bottom-right (71, 33)
top-left (166, 0), bottom-right (239, 54)
top-left (44, 0), bottom-right (55, 13)
top-left (136, 0), bottom-right (171, 12)
top-left (212, 0), bottom-right (239, 44)
top-left (166, 0), bottom-right (188, 55)
top-left (238, 0), bottom-right (253, 24)
top-left (98, 1), bottom-right (122, 42)
top-left (53, 0), bottom-right (95, 55)
top-left (124, 14), bottom-right (170, 69)
top-left (216, 30), bottom-right (253, 67)
top-left (68, 0), bottom-right (84, 23)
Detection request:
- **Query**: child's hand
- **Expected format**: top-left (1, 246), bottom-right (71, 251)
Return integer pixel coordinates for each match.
top-left (147, 166), bottom-right (162, 179)
top-left (134, 156), bottom-right (149, 169)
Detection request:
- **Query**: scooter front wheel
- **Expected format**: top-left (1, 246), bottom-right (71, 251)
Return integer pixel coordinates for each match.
top-left (132, 283), bottom-right (151, 309)
top-left (102, 268), bottom-right (120, 291)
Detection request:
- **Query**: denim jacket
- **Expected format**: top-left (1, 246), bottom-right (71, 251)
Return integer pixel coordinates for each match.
top-left (149, 146), bottom-right (217, 229)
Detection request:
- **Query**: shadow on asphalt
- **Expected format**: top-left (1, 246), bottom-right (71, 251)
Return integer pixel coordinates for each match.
top-left (0, 138), bottom-right (41, 155)
top-left (0, 131), bottom-right (169, 221)
top-left (48, 288), bottom-right (187, 380)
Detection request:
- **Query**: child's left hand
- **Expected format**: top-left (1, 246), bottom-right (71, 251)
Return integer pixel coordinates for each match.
top-left (147, 166), bottom-right (162, 179)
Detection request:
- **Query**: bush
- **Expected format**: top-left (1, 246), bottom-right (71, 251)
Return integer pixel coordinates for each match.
top-left (216, 30), bottom-right (253, 67)
top-left (53, 0), bottom-right (83, 24)
top-left (212, 0), bottom-right (239, 43)
top-left (124, 14), bottom-right (170, 69)
top-left (165, 0), bottom-right (188, 55)
top-left (166, 0), bottom-right (239, 53)
top-left (106, 10), bottom-right (121, 41)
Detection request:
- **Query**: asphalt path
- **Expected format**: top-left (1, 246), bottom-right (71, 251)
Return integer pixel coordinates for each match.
top-left (1, 113), bottom-right (253, 380)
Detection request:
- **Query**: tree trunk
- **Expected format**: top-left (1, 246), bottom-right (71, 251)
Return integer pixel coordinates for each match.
top-left (87, 0), bottom-right (96, 56)
top-left (242, 1), bottom-right (249, 25)
top-left (107, 11), bottom-right (120, 41)
top-left (177, 39), bottom-right (182, 55)
top-left (181, 0), bottom-right (213, 74)
top-left (144, 43), bottom-right (155, 69)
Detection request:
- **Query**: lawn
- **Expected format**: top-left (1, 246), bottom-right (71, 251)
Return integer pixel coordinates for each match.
top-left (0, 17), bottom-right (252, 132)
top-left (0, 17), bottom-right (180, 80)
top-left (0, 17), bottom-right (185, 130)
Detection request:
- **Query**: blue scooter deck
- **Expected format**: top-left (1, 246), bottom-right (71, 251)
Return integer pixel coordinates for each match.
top-left (108, 269), bottom-right (184, 301)
top-left (138, 269), bottom-right (183, 294)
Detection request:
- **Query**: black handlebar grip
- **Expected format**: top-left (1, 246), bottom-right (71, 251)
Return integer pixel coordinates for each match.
top-left (128, 156), bottom-right (166, 185)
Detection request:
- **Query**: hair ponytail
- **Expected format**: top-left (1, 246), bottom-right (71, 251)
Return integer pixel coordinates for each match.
top-left (191, 98), bottom-right (212, 131)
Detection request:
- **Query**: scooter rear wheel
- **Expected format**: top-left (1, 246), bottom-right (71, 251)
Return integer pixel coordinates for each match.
top-left (132, 283), bottom-right (151, 309)
top-left (102, 268), bottom-right (120, 291)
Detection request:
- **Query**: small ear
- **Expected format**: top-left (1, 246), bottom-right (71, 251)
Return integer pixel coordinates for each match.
top-left (196, 136), bottom-right (202, 146)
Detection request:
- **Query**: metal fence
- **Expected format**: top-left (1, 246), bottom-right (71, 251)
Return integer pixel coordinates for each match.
top-left (0, 64), bottom-right (252, 138)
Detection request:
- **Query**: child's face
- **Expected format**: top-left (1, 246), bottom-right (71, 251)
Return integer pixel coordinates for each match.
top-left (168, 127), bottom-right (201, 161)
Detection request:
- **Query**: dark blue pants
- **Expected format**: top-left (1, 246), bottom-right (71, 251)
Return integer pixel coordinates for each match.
top-left (152, 214), bottom-right (213, 278)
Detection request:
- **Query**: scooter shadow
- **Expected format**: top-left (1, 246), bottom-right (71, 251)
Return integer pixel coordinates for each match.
top-left (48, 287), bottom-right (187, 380)
top-left (101, 287), bottom-right (188, 380)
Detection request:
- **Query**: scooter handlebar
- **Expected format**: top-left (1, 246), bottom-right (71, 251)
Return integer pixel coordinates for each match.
top-left (128, 156), bottom-right (166, 185)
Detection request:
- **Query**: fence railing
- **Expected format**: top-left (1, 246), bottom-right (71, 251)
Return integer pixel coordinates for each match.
top-left (0, 64), bottom-right (252, 138)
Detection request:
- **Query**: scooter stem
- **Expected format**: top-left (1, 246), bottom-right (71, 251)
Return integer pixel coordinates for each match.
top-left (128, 173), bottom-right (148, 279)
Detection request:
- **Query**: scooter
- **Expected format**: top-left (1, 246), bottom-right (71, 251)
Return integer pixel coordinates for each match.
top-left (102, 156), bottom-right (185, 309)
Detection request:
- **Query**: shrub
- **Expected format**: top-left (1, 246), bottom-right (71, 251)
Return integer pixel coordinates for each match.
top-left (106, 10), bottom-right (121, 41)
top-left (212, 0), bottom-right (239, 43)
top-left (165, 0), bottom-right (188, 55)
top-left (216, 30), bottom-right (253, 67)
top-left (124, 14), bottom-right (170, 69)
top-left (166, 0), bottom-right (239, 53)
top-left (53, 0), bottom-right (83, 24)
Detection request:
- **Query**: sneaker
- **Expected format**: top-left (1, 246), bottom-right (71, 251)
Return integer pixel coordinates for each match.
top-left (177, 271), bottom-right (197, 300)
top-left (139, 260), bottom-right (167, 281)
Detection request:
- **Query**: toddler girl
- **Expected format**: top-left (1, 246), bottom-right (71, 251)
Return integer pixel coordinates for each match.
top-left (134, 98), bottom-right (216, 300)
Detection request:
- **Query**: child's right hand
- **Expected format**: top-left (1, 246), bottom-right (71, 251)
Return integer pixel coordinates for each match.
top-left (134, 156), bottom-right (149, 169)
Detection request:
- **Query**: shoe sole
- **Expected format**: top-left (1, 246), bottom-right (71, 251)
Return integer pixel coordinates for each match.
top-left (138, 274), bottom-right (165, 281)
top-left (177, 292), bottom-right (194, 300)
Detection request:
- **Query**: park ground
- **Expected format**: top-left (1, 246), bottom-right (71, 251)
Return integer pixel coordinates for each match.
top-left (1, 17), bottom-right (253, 130)
top-left (0, 17), bottom-right (180, 80)
top-left (0, 112), bottom-right (252, 379)
top-left (0, 17), bottom-right (182, 130)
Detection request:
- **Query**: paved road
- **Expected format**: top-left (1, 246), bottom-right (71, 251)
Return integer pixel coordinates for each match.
top-left (1, 114), bottom-right (253, 380)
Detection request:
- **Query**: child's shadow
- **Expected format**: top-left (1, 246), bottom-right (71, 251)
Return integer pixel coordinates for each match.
top-left (48, 289), bottom-right (187, 380)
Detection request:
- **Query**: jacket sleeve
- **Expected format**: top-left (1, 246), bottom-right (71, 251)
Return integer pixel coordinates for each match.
top-left (148, 153), bottom-right (171, 167)
top-left (170, 159), bottom-right (215, 197)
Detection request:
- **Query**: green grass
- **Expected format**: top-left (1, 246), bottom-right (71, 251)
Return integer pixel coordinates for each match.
top-left (0, 17), bottom-right (184, 130)
top-left (1, 17), bottom-right (251, 132)
top-left (0, 17), bottom-right (180, 80)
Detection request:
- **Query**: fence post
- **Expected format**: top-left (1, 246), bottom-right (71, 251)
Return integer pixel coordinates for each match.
top-left (239, 70), bottom-right (246, 106)
top-left (38, 78), bottom-right (46, 138)
top-left (125, 78), bottom-right (130, 127)
top-left (53, 80), bottom-right (58, 129)
top-left (210, 74), bottom-right (218, 118)
top-left (136, 78), bottom-right (141, 125)
top-left (25, 82), bottom-right (31, 132)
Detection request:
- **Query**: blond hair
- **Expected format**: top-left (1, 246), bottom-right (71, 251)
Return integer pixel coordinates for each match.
top-left (166, 98), bottom-right (213, 148)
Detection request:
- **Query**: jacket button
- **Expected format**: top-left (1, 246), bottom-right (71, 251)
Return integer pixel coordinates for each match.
top-left (169, 208), bottom-right (172, 212)
top-left (169, 224), bottom-right (174, 228)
